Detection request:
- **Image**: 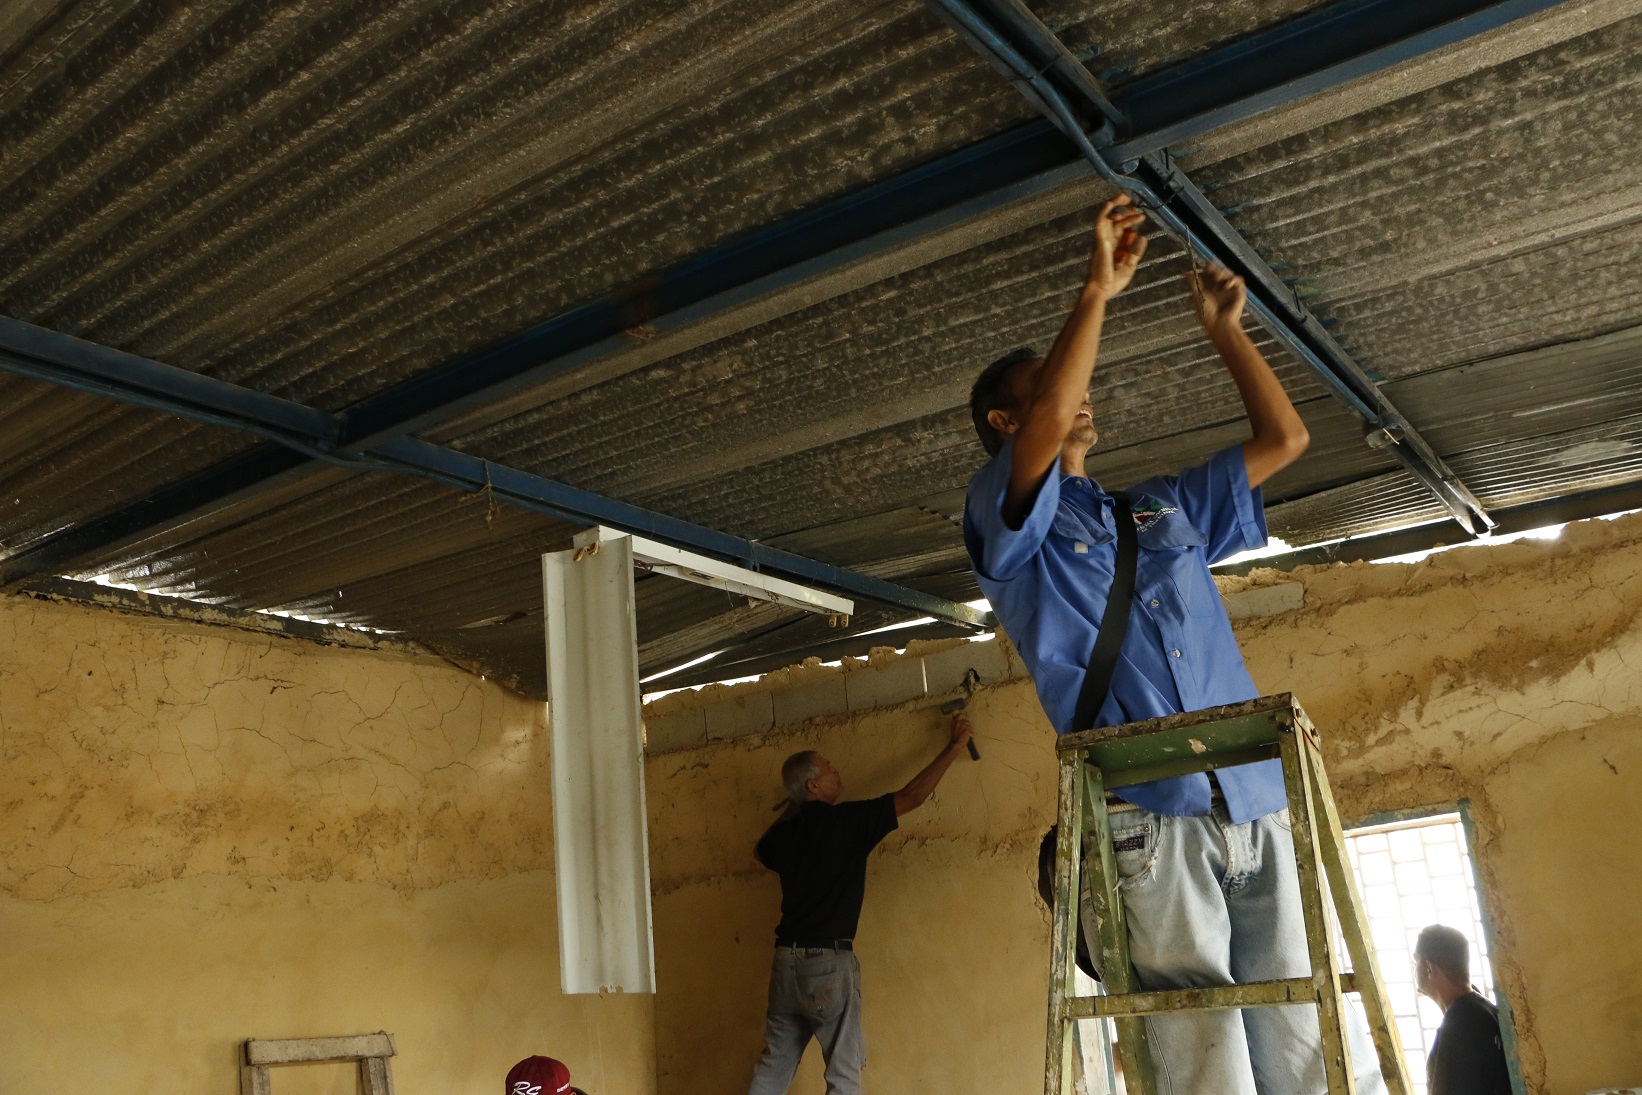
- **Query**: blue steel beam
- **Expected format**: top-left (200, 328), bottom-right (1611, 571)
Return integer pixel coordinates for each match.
top-left (0, 319), bottom-right (992, 629)
top-left (927, 0), bottom-right (1494, 534)
top-left (0, 124), bottom-right (1091, 587)
top-left (0, 0), bottom-right (1552, 582)
top-left (0, 316), bottom-right (334, 442)
top-left (1104, 0), bottom-right (1573, 165)
top-left (335, 122), bottom-right (1086, 452)
top-left (346, 0), bottom-right (1563, 453)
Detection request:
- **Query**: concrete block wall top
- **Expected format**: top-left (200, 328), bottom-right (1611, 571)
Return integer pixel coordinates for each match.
top-left (922, 635), bottom-right (1012, 696)
top-left (845, 656), bottom-right (928, 713)
top-left (639, 583), bottom-right (1312, 752)
top-left (704, 690), bottom-right (775, 742)
top-left (642, 635), bottom-right (1029, 750)
top-left (1223, 582), bottom-right (1307, 620)
top-left (771, 676), bottom-right (850, 730)
top-left (644, 705), bottom-right (707, 754)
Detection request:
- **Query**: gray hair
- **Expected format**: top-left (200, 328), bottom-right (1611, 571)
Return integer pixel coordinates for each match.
top-left (1415, 924), bottom-right (1471, 982)
top-left (780, 750), bottom-right (820, 804)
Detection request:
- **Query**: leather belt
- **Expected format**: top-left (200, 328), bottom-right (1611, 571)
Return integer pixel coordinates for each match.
top-left (776, 939), bottom-right (853, 952)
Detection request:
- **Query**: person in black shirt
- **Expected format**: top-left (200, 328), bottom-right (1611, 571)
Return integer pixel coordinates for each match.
top-left (745, 713), bottom-right (973, 1095)
top-left (1415, 924), bottom-right (1513, 1095)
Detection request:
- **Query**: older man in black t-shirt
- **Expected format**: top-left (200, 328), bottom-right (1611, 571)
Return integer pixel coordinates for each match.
top-left (1415, 925), bottom-right (1513, 1095)
top-left (745, 714), bottom-right (972, 1095)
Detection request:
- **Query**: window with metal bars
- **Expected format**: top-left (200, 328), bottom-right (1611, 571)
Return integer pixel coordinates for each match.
top-left (1342, 808), bottom-right (1522, 1095)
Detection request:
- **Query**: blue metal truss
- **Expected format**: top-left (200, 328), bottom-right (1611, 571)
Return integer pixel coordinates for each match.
top-left (0, 317), bottom-right (992, 628)
top-left (926, 0), bottom-right (1499, 533)
top-left (0, 0), bottom-right (1551, 587)
top-left (334, 121), bottom-right (1088, 452)
top-left (1106, 0), bottom-right (1572, 165)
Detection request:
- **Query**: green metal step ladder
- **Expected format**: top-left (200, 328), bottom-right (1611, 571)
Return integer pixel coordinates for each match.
top-left (1046, 693), bottom-right (1414, 1095)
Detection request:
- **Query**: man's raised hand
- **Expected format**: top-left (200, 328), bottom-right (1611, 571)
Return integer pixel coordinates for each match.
top-left (1188, 261), bottom-right (1246, 332)
top-left (1086, 194), bottom-right (1147, 300)
top-left (1189, 257), bottom-right (1310, 487)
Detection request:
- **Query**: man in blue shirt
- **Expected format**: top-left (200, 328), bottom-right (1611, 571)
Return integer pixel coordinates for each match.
top-left (964, 195), bottom-right (1383, 1095)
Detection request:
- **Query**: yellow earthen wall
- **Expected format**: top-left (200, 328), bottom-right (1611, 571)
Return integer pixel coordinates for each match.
top-left (8, 513), bottom-right (1642, 1095)
top-left (647, 515), bottom-right (1642, 1095)
top-left (0, 594), bottom-right (654, 1095)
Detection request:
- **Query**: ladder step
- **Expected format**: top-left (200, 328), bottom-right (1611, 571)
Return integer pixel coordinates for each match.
top-left (1063, 973), bottom-right (1359, 1020)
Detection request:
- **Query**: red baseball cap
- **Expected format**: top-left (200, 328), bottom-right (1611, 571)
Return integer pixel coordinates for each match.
top-left (506, 1056), bottom-right (576, 1095)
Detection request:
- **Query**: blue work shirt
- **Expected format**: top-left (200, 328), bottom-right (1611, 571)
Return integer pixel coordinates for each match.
top-left (963, 439), bottom-right (1287, 824)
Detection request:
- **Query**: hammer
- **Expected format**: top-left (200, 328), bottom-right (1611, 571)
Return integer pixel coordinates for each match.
top-left (938, 668), bottom-right (982, 761)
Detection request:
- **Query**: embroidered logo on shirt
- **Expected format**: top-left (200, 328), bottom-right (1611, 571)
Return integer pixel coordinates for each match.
top-left (1112, 833), bottom-right (1147, 853)
top-left (1130, 498), bottom-right (1177, 533)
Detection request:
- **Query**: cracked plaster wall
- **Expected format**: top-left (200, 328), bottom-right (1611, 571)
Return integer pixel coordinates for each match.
top-left (8, 510), bottom-right (1642, 1095)
top-left (0, 593), bottom-right (654, 1095)
top-left (644, 512), bottom-right (1642, 1095)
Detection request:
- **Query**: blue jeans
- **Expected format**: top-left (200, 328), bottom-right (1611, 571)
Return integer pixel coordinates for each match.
top-left (1107, 807), bottom-right (1387, 1095)
top-left (747, 946), bottom-right (864, 1095)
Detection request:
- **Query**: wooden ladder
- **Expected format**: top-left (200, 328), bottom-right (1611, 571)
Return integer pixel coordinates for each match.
top-left (241, 1033), bottom-right (396, 1095)
top-left (1045, 693), bottom-right (1413, 1095)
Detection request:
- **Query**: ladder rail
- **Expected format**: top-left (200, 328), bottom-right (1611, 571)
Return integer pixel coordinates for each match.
top-left (1045, 749), bottom-right (1086, 1095)
top-left (1278, 720), bottom-right (1361, 1095)
top-left (1066, 973), bottom-right (1363, 1018)
top-left (1082, 765), bottom-right (1157, 1091)
top-left (1300, 720), bottom-right (1416, 1095)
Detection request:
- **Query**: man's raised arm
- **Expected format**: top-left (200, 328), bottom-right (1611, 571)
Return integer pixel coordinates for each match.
top-left (1189, 263), bottom-right (1310, 488)
top-left (892, 714), bottom-right (974, 817)
top-left (997, 196), bottom-right (1147, 526)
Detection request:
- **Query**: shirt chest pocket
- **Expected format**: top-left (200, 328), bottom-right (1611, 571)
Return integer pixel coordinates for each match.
top-left (1135, 513), bottom-right (1220, 618)
top-left (1050, 509), bottom-right (1110, 551)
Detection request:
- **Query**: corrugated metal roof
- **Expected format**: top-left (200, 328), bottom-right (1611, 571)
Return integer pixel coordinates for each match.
top-left (1202, 15), bottom-right (1642, 379)
top-left (0, 373), bottom-right (259, 551)
top-left (2, 0), bottom-right (1641, 695)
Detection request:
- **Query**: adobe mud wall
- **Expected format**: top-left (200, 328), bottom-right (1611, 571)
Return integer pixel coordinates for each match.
top-left (644, 514), bottom-right (1642, 1095)
top-left (0, 592), bottom-right (653, 1095)
top-left (7, 511), bottom-right (1641, 1095)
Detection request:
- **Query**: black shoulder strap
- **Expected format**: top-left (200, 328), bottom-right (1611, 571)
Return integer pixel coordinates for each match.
top-left (1073, 490), bottom-right (1137, 733)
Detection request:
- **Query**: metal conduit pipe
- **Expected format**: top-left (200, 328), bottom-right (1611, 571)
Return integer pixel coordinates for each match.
top-left (924, 0), bottom-right (1494, 535)
top-left (931, 0), bottom-right (1382, 423)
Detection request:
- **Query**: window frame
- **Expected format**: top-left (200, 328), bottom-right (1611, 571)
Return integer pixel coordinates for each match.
top-left (1346, 798), bottom-right (1527, 1095)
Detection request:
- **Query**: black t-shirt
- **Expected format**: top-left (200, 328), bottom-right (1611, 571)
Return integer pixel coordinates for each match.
top-left (1428, 991), bottom-right (1512, 1095)
top-left (755, 794), bottom-right (898, 943)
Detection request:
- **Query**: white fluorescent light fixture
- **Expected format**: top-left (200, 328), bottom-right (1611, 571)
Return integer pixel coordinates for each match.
top-left (574, 527), bottom-right (854, 618)
top-left (545, 528), bottom-right (854, 992)
top-left (544, 536), bottom-right (656, 994)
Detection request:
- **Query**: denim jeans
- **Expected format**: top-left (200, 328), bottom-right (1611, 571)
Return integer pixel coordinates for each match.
top-left (1106, 806), bottom-right (1387, 1095)
top-left (747, 946), bottom-right (864, 1095)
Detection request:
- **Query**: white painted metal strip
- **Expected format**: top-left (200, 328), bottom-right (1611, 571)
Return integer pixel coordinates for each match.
top-left (543, 538), bottom-right (657, 994)
top-left (581, 526), bottom-right (854, 616)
